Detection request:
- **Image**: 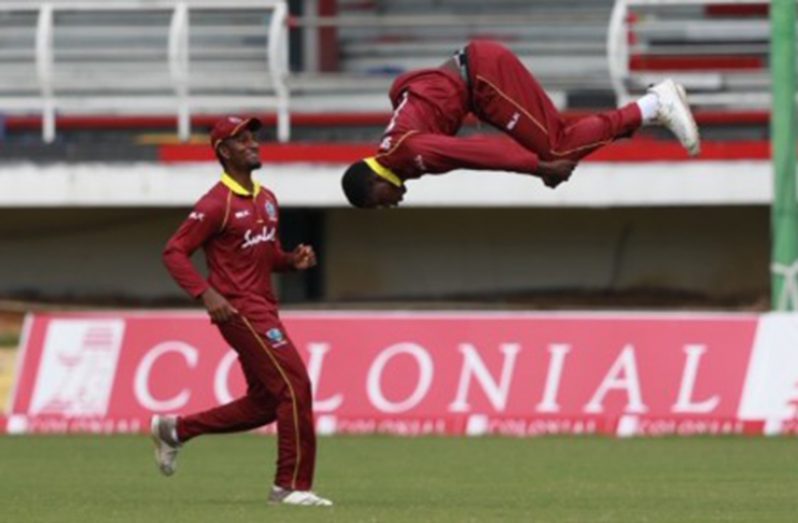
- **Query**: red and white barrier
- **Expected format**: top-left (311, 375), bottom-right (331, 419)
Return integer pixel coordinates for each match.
top-left (6, 311), bottom-right (798, 436)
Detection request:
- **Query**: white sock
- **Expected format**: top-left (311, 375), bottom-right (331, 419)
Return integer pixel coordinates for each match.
top-left (636, 93), bottom-right (660, 124)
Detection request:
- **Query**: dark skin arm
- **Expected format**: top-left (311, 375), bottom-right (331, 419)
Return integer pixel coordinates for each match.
top-left (536, 159), bottom-right (577, 189)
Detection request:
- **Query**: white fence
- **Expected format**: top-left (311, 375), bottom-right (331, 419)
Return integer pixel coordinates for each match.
top-left (0, 0), bottom-right (290, 142)
top-left (607, 0), bottom-right (779, 108)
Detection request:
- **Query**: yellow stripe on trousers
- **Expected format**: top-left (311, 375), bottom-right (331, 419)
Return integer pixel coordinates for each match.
top-left (475, 74), bottom-right (615, 157)
top-left (242, 317), bottom-right (302, 489)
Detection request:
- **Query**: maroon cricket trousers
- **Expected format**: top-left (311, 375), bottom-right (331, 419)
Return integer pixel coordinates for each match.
top-left (177, 315), bottom-right (316, 491)
top-left (464, 40), bottom-right (642, 161)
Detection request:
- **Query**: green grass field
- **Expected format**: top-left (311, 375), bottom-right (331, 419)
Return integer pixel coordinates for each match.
top-left (1, 435), bottom-right (796, 522)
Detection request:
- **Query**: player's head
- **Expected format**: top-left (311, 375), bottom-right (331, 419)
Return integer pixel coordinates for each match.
top-left (341, 158), bottom-right (406, 208)
top-left (210, 116), bottom-right (263, 172)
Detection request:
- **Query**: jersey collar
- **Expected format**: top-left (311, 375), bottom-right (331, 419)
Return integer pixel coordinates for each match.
top-left (365, 157), bottom-right (404, 188)
top-left (221, 172), bottom-right (261, 197)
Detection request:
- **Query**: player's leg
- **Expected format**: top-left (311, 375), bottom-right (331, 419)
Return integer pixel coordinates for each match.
top-left (151, 391), bottom-right (276, 477)
top-left (150, 326), bottom-right (279, 477)
top-left (173, 320), bottom-right (284, 441)
top-left (236, 318), bottom-right (330, 505)
top-left (464, 40), bottom-right (697, 161)
top-left (465, 39), bottom-right (639, 161)
top-left (176, 381), bottom-right (278, 440)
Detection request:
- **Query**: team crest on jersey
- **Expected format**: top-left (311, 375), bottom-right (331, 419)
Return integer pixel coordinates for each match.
top-left (264, 201), bottom-right (277, 222)
top-left (265, 327), bottom-right (287, 347)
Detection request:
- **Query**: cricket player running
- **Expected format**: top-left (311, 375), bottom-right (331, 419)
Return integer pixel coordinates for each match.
top-left (341, 39), bottom-right (700, 208)
top-left (153, 116), bottom-right (332, 507)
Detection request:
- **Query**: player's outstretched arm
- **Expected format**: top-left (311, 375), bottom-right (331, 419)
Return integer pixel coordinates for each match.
top-left (393, 133), bottom-right (541, 176)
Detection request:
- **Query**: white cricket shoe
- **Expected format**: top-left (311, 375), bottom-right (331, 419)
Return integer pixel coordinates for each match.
top-left (150, 415), bottom-right (181, 477)
top-left (648, 79), bottom-right (701, 156)
top-left (268, 485), bottom-right (333, 507)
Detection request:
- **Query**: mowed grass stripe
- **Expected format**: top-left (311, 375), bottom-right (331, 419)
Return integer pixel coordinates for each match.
top-left (0, 435), bottom-right (796, 522)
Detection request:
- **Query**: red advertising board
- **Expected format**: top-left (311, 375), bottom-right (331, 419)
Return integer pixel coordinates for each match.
top-left (6, 311), bottom-right (777, 436)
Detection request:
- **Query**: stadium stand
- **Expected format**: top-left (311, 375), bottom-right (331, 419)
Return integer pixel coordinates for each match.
top-left (0, 0), bottom-right (774, 148)
top-left (0, 0), bottom-right (777, 154)
top-left (0, 0), bottom-right (289, 143)
top-left (0, 0), bottom-right (783, 307)
top-left (291, 0), bottom-right (614, 112)
top-left (609, 0), bottom-right (773, 110)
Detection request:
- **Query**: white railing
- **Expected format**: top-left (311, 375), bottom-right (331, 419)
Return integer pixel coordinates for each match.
top-left (607, 0), bottom-right (777, 107)
top-left (0, 0), bottom-right (290, 142)
top-left (287, 6), bottom-right (612, 113)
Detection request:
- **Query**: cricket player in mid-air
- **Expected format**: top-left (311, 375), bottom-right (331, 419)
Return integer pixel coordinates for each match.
top-left (152, 116), bottom-right (332, 507)
top-left (342, 39), bottom-right (700, 208)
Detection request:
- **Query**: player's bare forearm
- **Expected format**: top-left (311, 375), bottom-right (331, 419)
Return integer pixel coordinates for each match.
top-left (536, 159), bottom-right (577, 189)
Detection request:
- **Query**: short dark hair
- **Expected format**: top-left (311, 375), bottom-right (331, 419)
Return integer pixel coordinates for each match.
top-left (341, 160), bottom-right (375, 208)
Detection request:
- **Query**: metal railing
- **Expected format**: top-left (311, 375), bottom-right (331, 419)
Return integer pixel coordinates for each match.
top-left (0, 0), bottom-right (290, 142)
top-left (607, 0), bottom-right (779, 108)
top-left (287, 6), bottom-right (613, 113)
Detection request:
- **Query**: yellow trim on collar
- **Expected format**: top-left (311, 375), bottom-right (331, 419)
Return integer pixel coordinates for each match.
top-left (364, 157), bottom-right (403, 188)
top-left (221, 172), bottom-right (261, 197)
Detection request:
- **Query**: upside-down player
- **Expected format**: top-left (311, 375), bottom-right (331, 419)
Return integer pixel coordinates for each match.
top-left (152, 116), bottom-right (332, 507)
top-left (341, 39), bottom-right (700, 208)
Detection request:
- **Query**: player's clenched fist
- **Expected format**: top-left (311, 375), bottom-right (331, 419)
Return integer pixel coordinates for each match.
top-left (537, 159), bottom-right (577, 189)
top-left (292, 243), bottom-right (317, 270)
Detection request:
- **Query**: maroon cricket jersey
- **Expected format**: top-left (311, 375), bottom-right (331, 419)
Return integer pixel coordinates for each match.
top-left (374, 67), bottom-right (540, 180)
top-left (163, 174), bottom-right (294, 322)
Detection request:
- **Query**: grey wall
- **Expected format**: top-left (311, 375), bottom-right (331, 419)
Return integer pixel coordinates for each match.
top-left (0, 206), bottom-right (770, 306)
top-left (324, 207), bottom-right (769, 304)
top-left (0, 208), bottom-right (185, 301)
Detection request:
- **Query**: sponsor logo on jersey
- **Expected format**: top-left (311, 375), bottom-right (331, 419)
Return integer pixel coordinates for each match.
top-left (379, 136), bottom-right (392, 151)
top-left (506, 112), bottom-right (520, 131)
top-left (189, 211), bottom-right (205, 222)
top-left (234, 210), bottom-right (250, 219)
top-left (265, 327), bottom-right (287, 347)
top-left (241, 225), bottom-right (276, 249)
top-left (264, 201), bottom-right (277, 222)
